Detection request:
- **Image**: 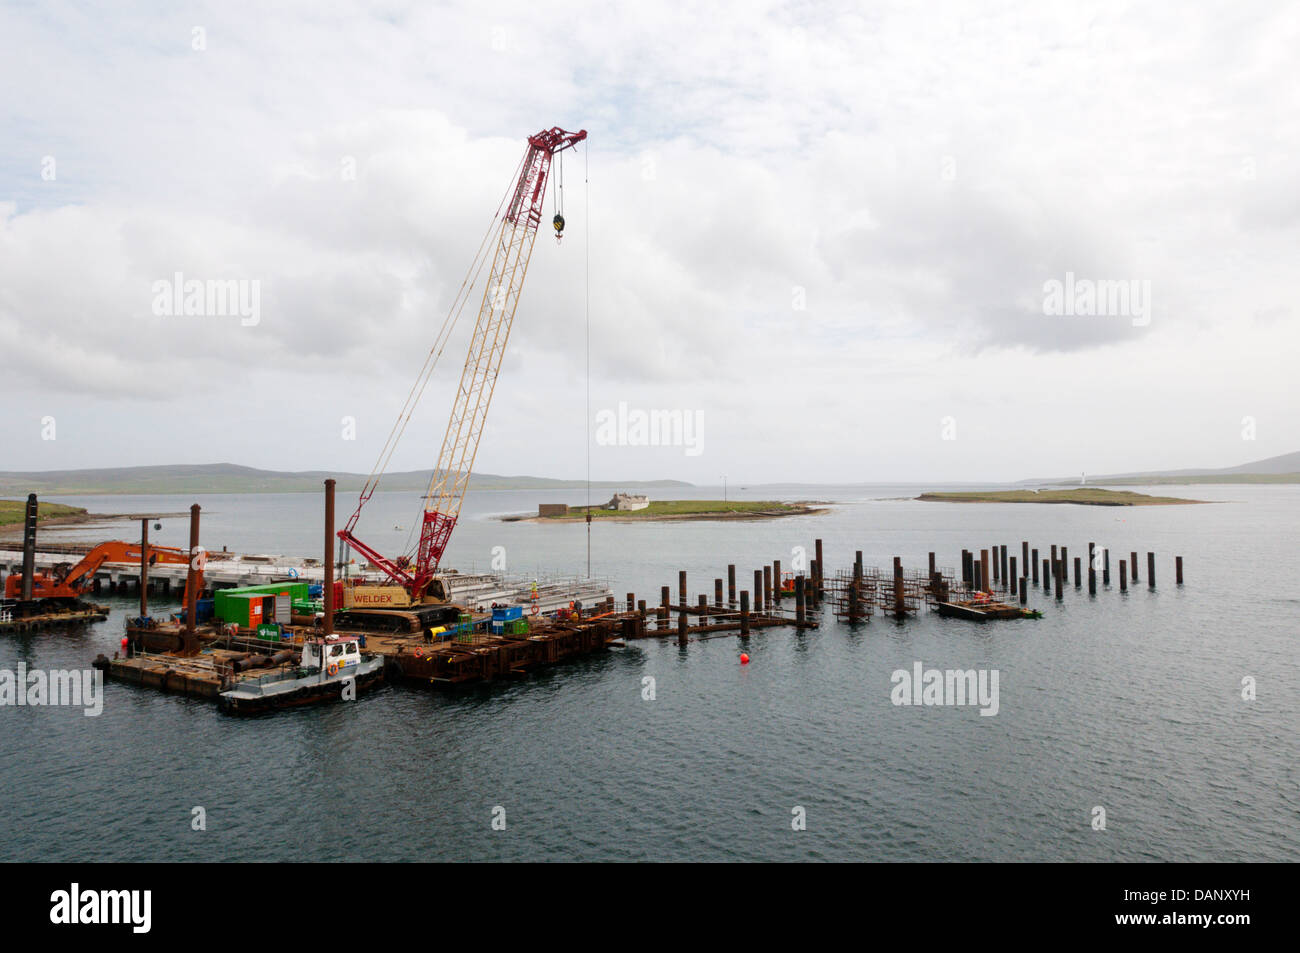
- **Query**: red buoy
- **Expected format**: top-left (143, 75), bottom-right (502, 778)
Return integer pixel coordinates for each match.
top-left (740, 653), bottom-right (750, 665)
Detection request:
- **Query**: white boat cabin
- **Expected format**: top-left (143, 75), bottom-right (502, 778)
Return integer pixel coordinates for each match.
top-left (301, 635), bottom-right (363, 677)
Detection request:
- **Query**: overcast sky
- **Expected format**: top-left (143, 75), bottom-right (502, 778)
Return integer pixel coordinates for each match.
top-left (1, 1), bottom-right (1296, 484)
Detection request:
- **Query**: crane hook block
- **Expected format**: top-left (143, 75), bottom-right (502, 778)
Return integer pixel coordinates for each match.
top-left (553, 213), bottom-right (566, 235)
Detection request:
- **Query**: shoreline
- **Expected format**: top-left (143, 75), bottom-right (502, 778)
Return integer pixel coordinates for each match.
top-left (0, 510), bottom-right (190, 542)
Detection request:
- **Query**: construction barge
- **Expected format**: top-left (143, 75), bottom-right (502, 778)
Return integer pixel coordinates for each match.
top-left (0, 494), bottom-right (111, 633)
top-left (99, 584), bottom-right (810, 703)
top-left (933, 599), bottom-right (1042, 622)
top-left (10, 478), bottom-right (1188, 716)
top-left (99, 613), bottom-right (629, 700)
top-left (0, 600), bottom-right (109, 633)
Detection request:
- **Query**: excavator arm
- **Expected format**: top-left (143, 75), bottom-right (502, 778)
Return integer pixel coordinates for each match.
top-left (4, 541), bottom-right (191, 600)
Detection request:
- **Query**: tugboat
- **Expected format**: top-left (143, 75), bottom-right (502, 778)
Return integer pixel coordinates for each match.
top-left (217, 633), bottom-right (384, 714)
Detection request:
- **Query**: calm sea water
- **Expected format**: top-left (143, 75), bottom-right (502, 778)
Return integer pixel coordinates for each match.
top-left (1, 483), bottom-right (1296, 862)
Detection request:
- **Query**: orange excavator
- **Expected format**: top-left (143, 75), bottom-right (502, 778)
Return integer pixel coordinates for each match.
top-left (4, 540), bottom-right (197, 602)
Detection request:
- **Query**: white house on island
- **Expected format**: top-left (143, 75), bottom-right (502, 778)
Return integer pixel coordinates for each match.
top-left (606, 493), bottom-right (649, 511)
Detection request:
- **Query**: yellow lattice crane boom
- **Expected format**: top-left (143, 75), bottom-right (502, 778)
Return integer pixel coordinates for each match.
top-left (339, 126), bottom-right (587, 601)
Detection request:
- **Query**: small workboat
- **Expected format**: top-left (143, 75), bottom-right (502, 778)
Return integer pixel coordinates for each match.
top-left (217, 633), bottom-right (384, 714)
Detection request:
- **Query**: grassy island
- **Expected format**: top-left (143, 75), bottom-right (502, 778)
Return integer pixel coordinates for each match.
top-left (506, 500), bottom-right (826, 522)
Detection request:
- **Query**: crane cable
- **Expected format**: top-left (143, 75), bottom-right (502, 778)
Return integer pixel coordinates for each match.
top-left (398, 215), bottom-right (506, 562)
top-left (584, 139), bottom-right (591, 578)
top-left (350, 149), bottom-right (528, 542)
top-left (396, 156), bottom-right (525, 561)
top-left (552, 147), bottom-right (566, 241)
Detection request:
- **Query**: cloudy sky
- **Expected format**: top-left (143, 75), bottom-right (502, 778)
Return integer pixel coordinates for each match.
top-left (1, 0), bottom-right (1296, 484)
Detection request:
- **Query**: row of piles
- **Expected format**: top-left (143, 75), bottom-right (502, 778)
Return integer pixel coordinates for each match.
top-left (958, 543), bottom-right (1184, 603)
top-left (620, 540), bottom-right (829, 645)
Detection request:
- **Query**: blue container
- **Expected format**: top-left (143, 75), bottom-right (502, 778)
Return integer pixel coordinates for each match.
top-left (492, 606), bottom-right (523, 622)
top-left (308, 584), bottom-right (323, 597)
top-left (489, 621), bottom-right (504, 635)
top-left (196, 598), bottom-right (215, 623)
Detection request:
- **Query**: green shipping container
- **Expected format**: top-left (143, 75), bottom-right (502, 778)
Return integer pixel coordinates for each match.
top-left (214, 582), bottom-right (310, 625)
top-left (218, 593), bottom-right (267, 628)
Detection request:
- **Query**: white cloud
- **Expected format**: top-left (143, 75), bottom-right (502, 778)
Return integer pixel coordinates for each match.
top-left (1, 0), bottom-right (1296, 481)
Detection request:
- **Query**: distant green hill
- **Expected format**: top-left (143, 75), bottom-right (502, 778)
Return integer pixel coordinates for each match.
top-left (1032, 450), bottom-right (1300, 486)
top-left (919, 489), bottom-right (1204, 505)
top-left (1078, 473), bottom-right (1299, 485)
top-left (0, 464), bottom-right (692, 496)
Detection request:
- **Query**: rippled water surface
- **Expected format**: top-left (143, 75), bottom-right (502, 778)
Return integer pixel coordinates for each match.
top-left (1, 483), bottom-right (1296, 861)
